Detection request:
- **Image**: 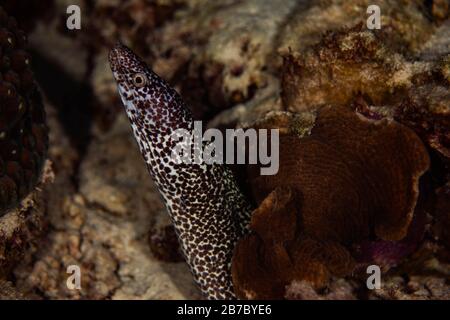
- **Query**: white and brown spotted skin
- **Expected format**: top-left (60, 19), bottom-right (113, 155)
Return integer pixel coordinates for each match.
top-left (109, 43), bottom-right (252, 299)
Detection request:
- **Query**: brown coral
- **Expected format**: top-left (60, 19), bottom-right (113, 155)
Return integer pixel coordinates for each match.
top-left (232, 106), bottom-right (430, 299)
top-left (0, 7), bottom-right (48, 215)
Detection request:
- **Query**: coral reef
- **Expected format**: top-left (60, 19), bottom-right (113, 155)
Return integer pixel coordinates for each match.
top-left (228, 8), bottom-right (449, 297)
top-left (1, 0), bottom-right (447, 300)
top-left (278, 0), bottom-right (438, 55)
top-left (227, 1), bottom-right (448, 300)
top-left (12, 109), bottom-right (201, 299)
top-left (0, 280), bottom-right (25, 299)
top-left (232, 106), bottom-right (430, 299)
top-left (0, 5), bottom-right (50, 298)
top-left (87, 0), bottom-right (299, 121)
top-left (0, 7), bottom-right (48, 215)
top-left (285, 279), bottom-right (357, 300)
top-left (0, 161), bottom-right (52, 277)
top-left (280, 22), bottom-right (449, 163)
top-left (82, 0), bottom-right (184, 52)
top-left (281, 24), bottom-right (432, 112)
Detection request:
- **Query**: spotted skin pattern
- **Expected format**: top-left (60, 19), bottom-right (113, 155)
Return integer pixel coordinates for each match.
top-left (109, 43), bottom-right (252, 299)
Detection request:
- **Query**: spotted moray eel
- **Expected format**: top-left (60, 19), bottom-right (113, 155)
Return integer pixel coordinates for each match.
top-left (109, 43), bottom-right (252, 299)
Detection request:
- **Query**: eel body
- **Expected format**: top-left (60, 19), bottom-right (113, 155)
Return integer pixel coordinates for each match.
top-left (109, 43), bottom-right (252, 299)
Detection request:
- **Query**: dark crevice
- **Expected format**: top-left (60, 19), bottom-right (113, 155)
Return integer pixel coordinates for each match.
top-left (29, 49), bottom-right (94, 188)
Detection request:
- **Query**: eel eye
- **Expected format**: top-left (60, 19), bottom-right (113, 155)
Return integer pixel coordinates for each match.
top-left (132, 73), bottom-right (147, 87)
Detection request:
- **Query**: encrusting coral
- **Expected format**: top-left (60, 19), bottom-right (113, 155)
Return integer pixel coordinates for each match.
top-left (0, 7), bottom-right (48, 215)
top-left (274, 23), bottom-right (449, 295)
top-left (0, 161), bottom-right (52, 277)
top-left (282, 24), bottom-right (424, 112)
top-left (278, 0), bottom-right (440, 55)
top-left (280, 23), bottom-right (450, 160)
top-left (4, 0), bottom-right (447, 300)
top-left (232, 106), bottom-right (430, 299)
top-left (0, 280), bottom-right (25, 299)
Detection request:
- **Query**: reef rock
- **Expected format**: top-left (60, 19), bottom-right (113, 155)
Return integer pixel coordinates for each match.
top-left (0, 7), bottom-right (48, 215)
